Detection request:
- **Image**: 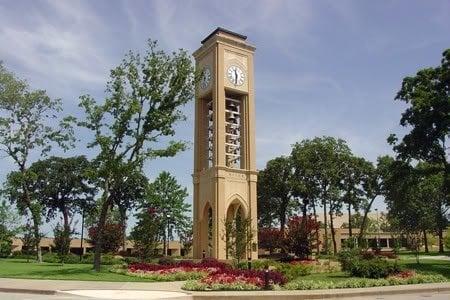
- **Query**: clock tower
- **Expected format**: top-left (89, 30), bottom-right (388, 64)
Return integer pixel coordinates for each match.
top-left (192, 28), bottom-right (258, 260)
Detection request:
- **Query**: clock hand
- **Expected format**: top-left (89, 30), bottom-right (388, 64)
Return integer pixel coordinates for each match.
top-left (234, 69), bottom-right (238, 84)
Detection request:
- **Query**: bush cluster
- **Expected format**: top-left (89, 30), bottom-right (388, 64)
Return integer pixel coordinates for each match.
top-left (338, 249), bottom-right (401, 279)
top-left (348, 258), bottom-right (401, 279)
top-left (284, 274), bottom-right (447, 290)
top-left (40, 252), bottom-right (123, 265)
top-left (236, 259), bottom-right (313, 280)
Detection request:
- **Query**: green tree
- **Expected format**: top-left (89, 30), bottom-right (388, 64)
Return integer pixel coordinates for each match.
top-left (388, 49), bottom-right (450, 253)
top-left (76, 40), bottom-right (195, 271)
top-left (178, 219), bottom-right (193, 257)
top-left (257, 156), bottom-right (296, 233)
top-left (383, 161), bottom-right (437, 253)
top-left (21, 221), bottom-right (37, 262)
top-left (28, 156), bottom-right (96, 239)
top-left (0, 63), bottom-right (74, 262)
top-left (357, 157), bottom-right (388, 244)
top-left (130, 207), bottom-right (162, 260)
top-left (291, 137), bottom-right (351, 254)
top-left (339, 155), bottom-right (369, 238)
top-left (145, 171), bottom-right (190, 256)
top-left (53, 223), bottom-right (72, 265)
top-left (88, 222), bottom-right (124, 254)
top-left (0, 200), bottom-right (21, 257)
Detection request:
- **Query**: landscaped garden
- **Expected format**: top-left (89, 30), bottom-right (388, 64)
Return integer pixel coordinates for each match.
top-left (2, 249), bottom-right (448, 291)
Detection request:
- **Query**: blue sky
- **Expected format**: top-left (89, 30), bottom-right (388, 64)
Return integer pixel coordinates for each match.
top-left (1, 0), bottom-right (449, 234)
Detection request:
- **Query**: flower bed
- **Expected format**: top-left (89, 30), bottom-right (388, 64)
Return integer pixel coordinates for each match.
top-left (183, 269), bottom-right (286, 291)
top-left (111, 259), bottom-right (230, 281)
top-left (284, 273), bottom-right (447, 290)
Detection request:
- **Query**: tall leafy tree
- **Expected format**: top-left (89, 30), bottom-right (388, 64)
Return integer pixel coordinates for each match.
top-left (76, 40), bottom-right (195, 271)
top-left (388, 49), bottom-right (449, 197)
top-left (0, 63), bottom-right (74, 262)
top-left (0, 200), bottom-right (22, 257)
top-left (357, 157), bottom-right (387, 243)
top-left (339, 155), bottom-right (369, 238)
top-left (28, 156), bottom-right (96, 235)
top-left (257, 156), bottom-right (296, 232)
top-left (291, 137), bottom-right (351, 254)
top-left (383, 160), bottom-right (436, 252)
top-left (145, 171), bottom-right (190, 256)
top-left (130, 207), bottom-right (162, 260)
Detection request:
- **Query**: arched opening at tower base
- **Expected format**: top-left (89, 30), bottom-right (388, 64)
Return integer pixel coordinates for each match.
top-left (198, 203), bottom-right (213, 258)
top-left (224, 200), bottom-right (250, 260)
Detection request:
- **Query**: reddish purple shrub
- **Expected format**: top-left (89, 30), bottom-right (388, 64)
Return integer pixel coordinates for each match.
top-left (128, 258), bottom-right (230, 273)
top-left (206, 269), bottom-right (287, 287)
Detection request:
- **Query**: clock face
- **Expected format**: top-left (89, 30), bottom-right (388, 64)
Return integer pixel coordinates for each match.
top-left (227, 65), bottom-right (245, 86)
top-left (200, 66), bottom-right (211, 89)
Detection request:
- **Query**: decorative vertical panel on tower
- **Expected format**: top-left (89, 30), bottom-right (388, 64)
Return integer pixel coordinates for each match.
top-left (192, 28), bottom-right (258, 260)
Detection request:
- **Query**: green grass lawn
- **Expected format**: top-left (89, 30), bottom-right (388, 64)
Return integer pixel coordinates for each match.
top-left (0, 259), bottom-right (154, 282)
top-left (1, 255), bottom-right (449, 283)
top-left (297, 256), bottom-right (450, 282)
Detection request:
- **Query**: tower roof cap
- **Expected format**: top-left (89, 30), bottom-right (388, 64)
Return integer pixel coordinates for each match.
top-left (201, 27), bottom-right (247, 44)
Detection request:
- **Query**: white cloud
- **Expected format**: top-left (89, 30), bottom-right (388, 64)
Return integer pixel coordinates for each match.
top-left (0, 0), bottom-right (111, 87)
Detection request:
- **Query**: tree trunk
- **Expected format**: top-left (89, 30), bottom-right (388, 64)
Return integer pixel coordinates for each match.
top-left (329, 209), bottom-right (337, 255)
top-left (21, 167), bottom-right (42, 263)
top-left (163, 226), bottom-right (167, 256)
top-left (348, 204), bottom-right (352, 237)
top-left (62, 208), bottom-right (70, 231)
top-left (423, 230), bottom-right (429, 253)
top-left (312, 201), bottom-right (320, 255)
top-left (323, 200), bottom-right (328, 254)
top-left (93, 188), bottom-right (111, 272)
top-left (279, 209), bottom-right (286, 235)
top-left (358, 196), bottom-right (376, 246)
top-left (119, 207), bottom-right (127, 252)
top-left (32, 214), bottom-right (42, 263)
top-left (438, 227), bottom-right (444, 253)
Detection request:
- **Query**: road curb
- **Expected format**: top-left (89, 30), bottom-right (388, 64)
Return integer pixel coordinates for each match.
top-left (0, 287), bottom-right (56, 295)
top-left (190, 283), bottom-right (450, 299)
top-left (0, 282), bottom-right (449, 299)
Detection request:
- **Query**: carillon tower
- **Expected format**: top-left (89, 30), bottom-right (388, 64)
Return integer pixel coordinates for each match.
top-left (192, 28), bottom-right (258, 260)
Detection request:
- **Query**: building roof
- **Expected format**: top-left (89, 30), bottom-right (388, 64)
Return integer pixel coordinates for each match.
top-left (201, 27), bottom-right (247, 44)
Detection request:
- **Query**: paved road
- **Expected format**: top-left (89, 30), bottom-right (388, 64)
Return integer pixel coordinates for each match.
top-left (2, 291), bottom-right (450, 300)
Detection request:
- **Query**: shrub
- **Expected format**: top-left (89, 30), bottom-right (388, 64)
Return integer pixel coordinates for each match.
top-left (88, 223), bottom-right (124, 254)
top-left (284, 215), bottom-right (319, 259)
top-left (337, 248), bottom-right (360, 271)
top-left (123, 256), bottom-right (140, 264)
top-left (338, 248), bottom-right (401, 279)
top-left (183, 280), bottom-right (259, 291)
top-left (284, 274), bottom-right (447, 290)
top-left (258, 228), bottom-right (283, 254)
top-left (188, 268), bottom-right (286, 290)
top-left (43, 253), bottom-right (80, 264)
top-left (158, 256), bottom-right (175, 265)
top-left (53, 223), bottom-right (71, 264)
top-left (0, 237), bottom-right (12, 258)
top-left (275, 262), bottom-right (312, 280)
top-left (347, 258), bottom-right (401, 279)
top-left (101, 254), bottom-right (123, 265)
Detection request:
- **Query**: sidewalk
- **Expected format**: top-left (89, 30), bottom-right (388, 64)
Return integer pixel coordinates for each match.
top-left (0, 277), bottom-right (185, 294)
top-left (0, 277), bottom-right (449, 299)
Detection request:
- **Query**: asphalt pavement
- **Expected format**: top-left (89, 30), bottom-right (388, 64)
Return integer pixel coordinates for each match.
top-left (1, 291), bottom-right (450, 300)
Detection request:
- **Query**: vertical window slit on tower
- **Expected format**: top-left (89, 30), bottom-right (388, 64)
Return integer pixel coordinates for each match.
top-left (225, 97), bottom-right (241, 168)
top-left (207, 100), bottom-right (213, 168)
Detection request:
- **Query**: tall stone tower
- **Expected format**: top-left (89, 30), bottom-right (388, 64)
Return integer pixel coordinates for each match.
top-left (192, 28), bottom-right (258, 260)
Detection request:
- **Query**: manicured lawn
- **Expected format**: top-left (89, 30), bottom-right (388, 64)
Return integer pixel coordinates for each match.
top-left (0, 259), bottom-right (154, 282)
top-left (298, 257), bottom-right (450, 282)
top-left (397, 258), bottom-right (450, 279)
top-left (1, 256), bottom-right (449, 283)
